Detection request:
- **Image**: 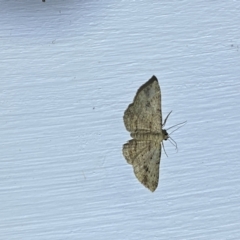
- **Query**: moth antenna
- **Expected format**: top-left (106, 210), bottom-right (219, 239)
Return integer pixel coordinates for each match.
top-left (162, 111), bottom-right (172, 127)
top-left (167, 121), bottom-right (187, 132)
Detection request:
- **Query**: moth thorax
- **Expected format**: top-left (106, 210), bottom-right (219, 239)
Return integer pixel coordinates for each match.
top-left (162, 129), bottom-right (169, 140)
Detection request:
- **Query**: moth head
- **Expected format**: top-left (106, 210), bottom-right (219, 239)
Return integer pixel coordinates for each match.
top-left (163, 112), bottom-right (187, 153)
top-left (162, 129), bottom-right (169, 141)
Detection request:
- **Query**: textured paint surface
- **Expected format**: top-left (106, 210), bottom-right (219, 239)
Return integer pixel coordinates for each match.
top-left (1, 1), bottom-right (240, 240)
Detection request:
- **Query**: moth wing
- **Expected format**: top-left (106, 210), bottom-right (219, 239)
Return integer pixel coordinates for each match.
top-left (123, 76), bottom-right (162, 133)
top-left (123, 139), bottom-right (161, 192)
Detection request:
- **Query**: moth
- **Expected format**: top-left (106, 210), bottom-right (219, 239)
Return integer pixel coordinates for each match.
top-left (122, 75), bottom-right (171, 192)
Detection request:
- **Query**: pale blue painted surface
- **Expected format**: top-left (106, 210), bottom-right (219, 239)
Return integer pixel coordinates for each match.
top-left (1, 1), bottom-right (240, 239)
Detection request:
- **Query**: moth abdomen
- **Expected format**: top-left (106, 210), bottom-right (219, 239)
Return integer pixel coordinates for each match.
top-left (130, 132), bottom-right (163, 142)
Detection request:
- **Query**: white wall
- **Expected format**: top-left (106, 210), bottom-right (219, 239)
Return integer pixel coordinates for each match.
top-left (1, 1), bottom-right (240, 239)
